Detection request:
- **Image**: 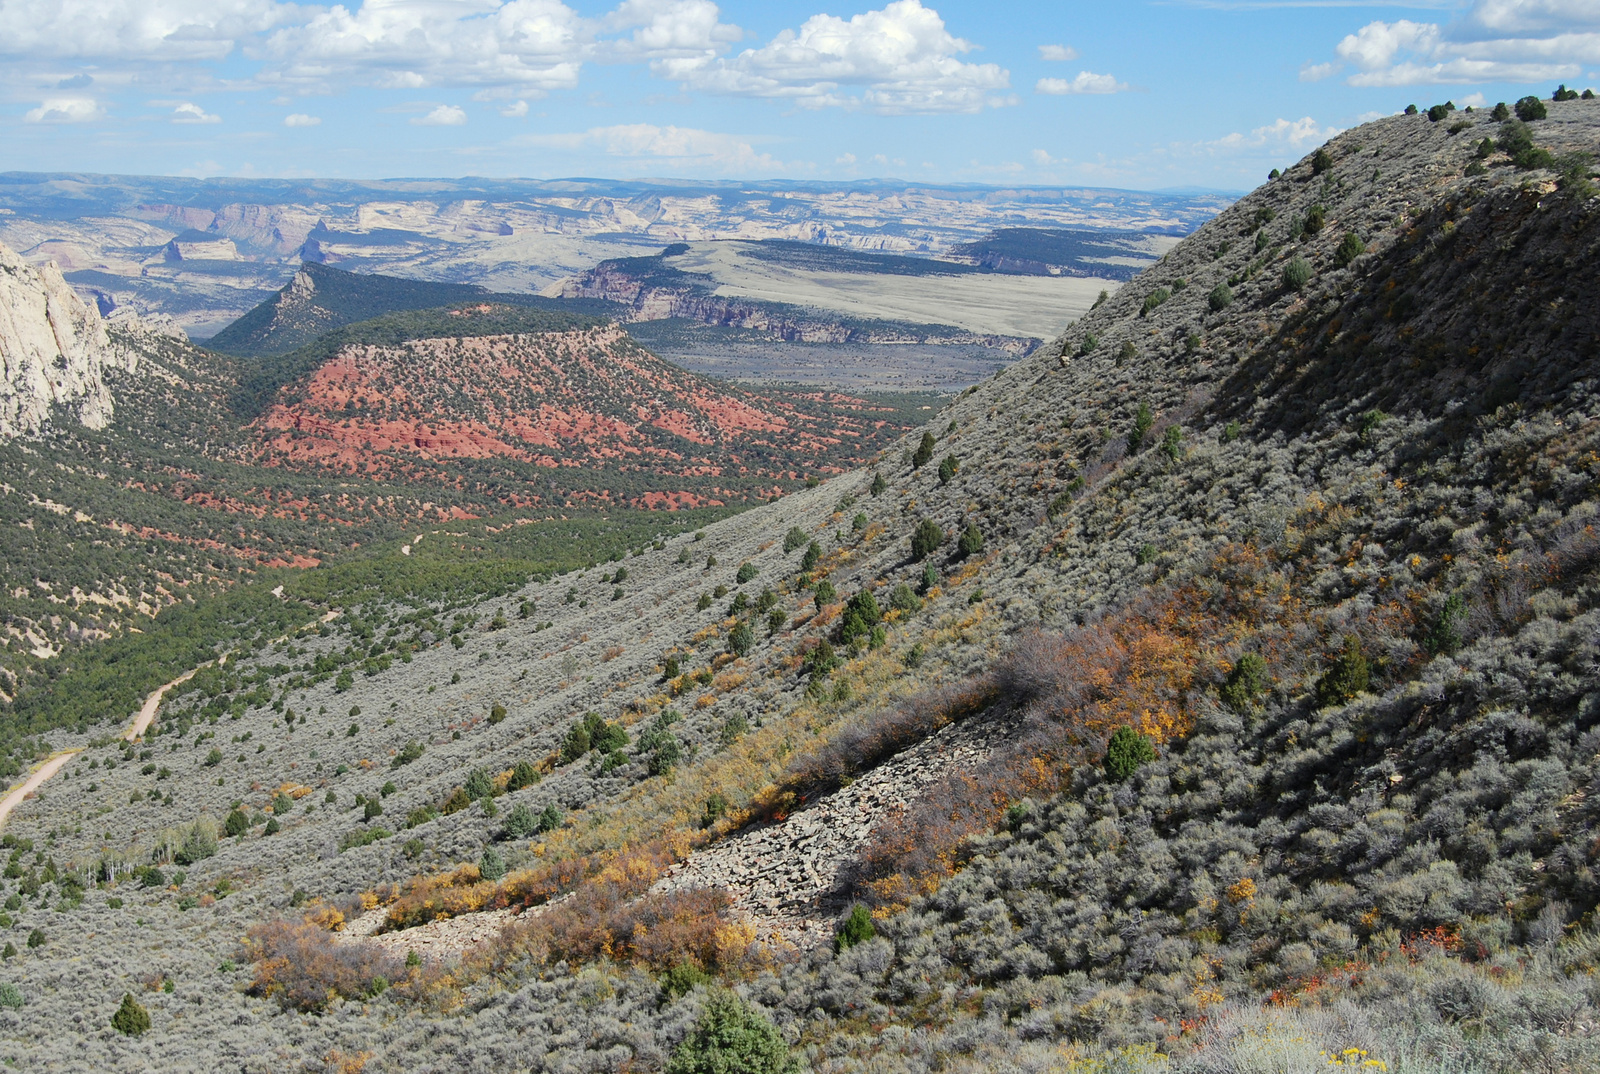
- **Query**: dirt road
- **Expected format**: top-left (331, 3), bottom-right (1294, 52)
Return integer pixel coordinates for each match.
top-left (0, 608), bottom-right (341, 828)
top-left (0, 753), bottom-right (79, 829)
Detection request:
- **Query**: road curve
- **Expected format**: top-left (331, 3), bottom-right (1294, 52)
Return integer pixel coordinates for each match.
top-left (0, 752), bottom-right (79, 829)
top-left (0, 608), bottom-right (341, 829)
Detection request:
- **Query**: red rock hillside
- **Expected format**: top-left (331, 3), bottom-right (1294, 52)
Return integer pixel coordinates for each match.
top-left (252, 318), bottom-right (913, 508)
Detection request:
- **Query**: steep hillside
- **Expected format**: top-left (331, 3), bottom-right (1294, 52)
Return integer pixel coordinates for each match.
top-left (206, 261), bottom-right (620, 357)
top-left (248, 304), bottom-right (927, 507)
top-left (0, 97), bottom-right (1596, 1074)
top-left (0, 294), bottom-right (927, 749)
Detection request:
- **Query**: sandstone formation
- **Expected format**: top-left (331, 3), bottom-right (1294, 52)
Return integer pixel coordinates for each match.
top-left (0, 239), bottom-right (135, 439)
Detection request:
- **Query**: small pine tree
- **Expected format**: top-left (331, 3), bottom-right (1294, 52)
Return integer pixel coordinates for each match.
top-left (957, 523), bottom-right (983, 558)
top-left (1207, 282), bottom-right (1233, 312)
top-left (560, 724), bottom-right (592, 764)
top-left (835, 904), bottom-right (877, 952)
top-left (783, 526), bottom-right (808, 553)
top-left (910, 519), bottom-right (945, 561)
top-left (1126, 403), bottom-right (1154, 454)
top-left (807, 639), bottom-right (838, 676)
top-left (1425, 593), bottom-right (1467, 655)
top-left (889, 582), bottom-right (922, 612)
top-left (479, 847), bottom-right (506, 882)
top-left (1333, 232), bottom-right (1367, 268)
top-left (870, 473), bottom-right (887, 497)
top-left (660, 961), bottom-right (713, 999)
top-left (812, 579), bottom-right (837, 608)
top-left (1515, 95), bottom-right (1547, 121)
top-left (911, 431), bottom-right (936, 469)
top-left (1160, 425), bottom-right (1184, 463)
top-left (111, 993), bottom-right (151, 1036)
top-left (488, 702), bottom-right (507, 725)
top-left (800, 542), bottom-right (821, 572)
top-left (1311, 147), bottom-right (1333, 174)
top-left (937, 454), bottom-right (959, 485)
top-left (735, 562), bottom-right (758, 584)
top-left (463, 768), bottom-right (494, 800)
top-left (508, 760), bottom-right (540, 792)
top-left (224, 809), bottom-right (249, 837)
top-left (1283, 256), bottom-right (1312, 291)
top-left (1103, 727), bottom-right (1157, 783)
top-left (1316, 635), bottom-right (1370, 707)
top-left (1491, 101), bottom-right (1510, 120)
top-left (537, 804), bottom-right (564, 832)
top-left (727, 620), bottom-right (755, 657)
top-left (665, 990), bottom-right (798, 1074)
top-left (0, 983), bottom-right (21, 1009)
top-left (1219, 653), bottom-right (1269, 712)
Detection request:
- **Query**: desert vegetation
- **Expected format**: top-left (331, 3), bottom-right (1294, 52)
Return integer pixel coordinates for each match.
top-left (0, 97), bottom-right (1596, 1073)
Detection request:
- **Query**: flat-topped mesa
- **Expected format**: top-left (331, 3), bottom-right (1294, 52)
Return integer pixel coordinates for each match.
top-left (0, 239), bottom-right (136, 440)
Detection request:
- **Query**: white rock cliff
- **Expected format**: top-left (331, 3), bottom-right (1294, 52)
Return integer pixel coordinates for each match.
top-left (0, 239), bottom-right (135, 439)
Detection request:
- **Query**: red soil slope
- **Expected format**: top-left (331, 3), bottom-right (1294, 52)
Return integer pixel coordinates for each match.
top-left (252, 324), bottom-right (906, 508)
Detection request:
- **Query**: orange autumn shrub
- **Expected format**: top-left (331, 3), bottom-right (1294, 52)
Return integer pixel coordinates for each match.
top-left (243, 919), bottom-right (399, 1012)
top-left (382, 838), bottom-right (687, 933)
top-left (857, 544), bottom-right (1325, 909)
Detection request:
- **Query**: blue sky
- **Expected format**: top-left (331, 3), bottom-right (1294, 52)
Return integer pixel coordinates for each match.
top-left (0, 0), bottom-right (1593, 189)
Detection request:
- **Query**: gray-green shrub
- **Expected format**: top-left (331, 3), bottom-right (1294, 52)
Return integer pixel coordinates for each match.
top-left (1283, 256), bottom-right (1312, 291)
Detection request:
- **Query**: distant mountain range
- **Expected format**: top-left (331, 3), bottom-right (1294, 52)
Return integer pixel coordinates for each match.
top-left (0, 172), bottom-right (1230, 336)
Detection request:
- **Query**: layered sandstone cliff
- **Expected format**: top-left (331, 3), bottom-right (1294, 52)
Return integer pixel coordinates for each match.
top-left (0, 240), bottom-right (136, 439)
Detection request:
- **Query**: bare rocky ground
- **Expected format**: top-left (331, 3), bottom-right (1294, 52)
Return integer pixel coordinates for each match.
top-left (651, 707), bottom-right (1017, 950)
top-left (0, 100), bottom-right (1594, 1072)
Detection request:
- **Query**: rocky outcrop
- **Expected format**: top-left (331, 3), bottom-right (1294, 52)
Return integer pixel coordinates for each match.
top-left (650, 709), bottom-right (1015, 948)
top-left (561, 262), bottom-right (1037, 352)
top-left (162, 236), bottom-right (242, 262)
top-left (0, 240), bottom-right (136, 439)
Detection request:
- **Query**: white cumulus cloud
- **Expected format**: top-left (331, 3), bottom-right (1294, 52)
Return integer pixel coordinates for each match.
top-left (600, 0), bottom-right (743, 60)
top-left (501, 98), bottom-right (530, 116)
top-left (654, 0), bottom-right (1012, 114)
top-left (412, 104), bottom-right (468, 125)
top-left (1038, 44), bottom-right (1078, 61)
top-left (23, 97), bottom-right (103, 123)
top-left (0, 0), bottom-right (301, 62)
top-left (262, 0), bottom-right (589, 93)
top-left (1212, 116), bottom-right (1342, 151)
top-left (171, 101), bottom-right (221, 123)
top-left (1036, 71), bottom-right (1127, 95)
top-left (283, 112), bottom-right (320, 126)
top-left (1324, 1), bottom-right (1599, 87)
